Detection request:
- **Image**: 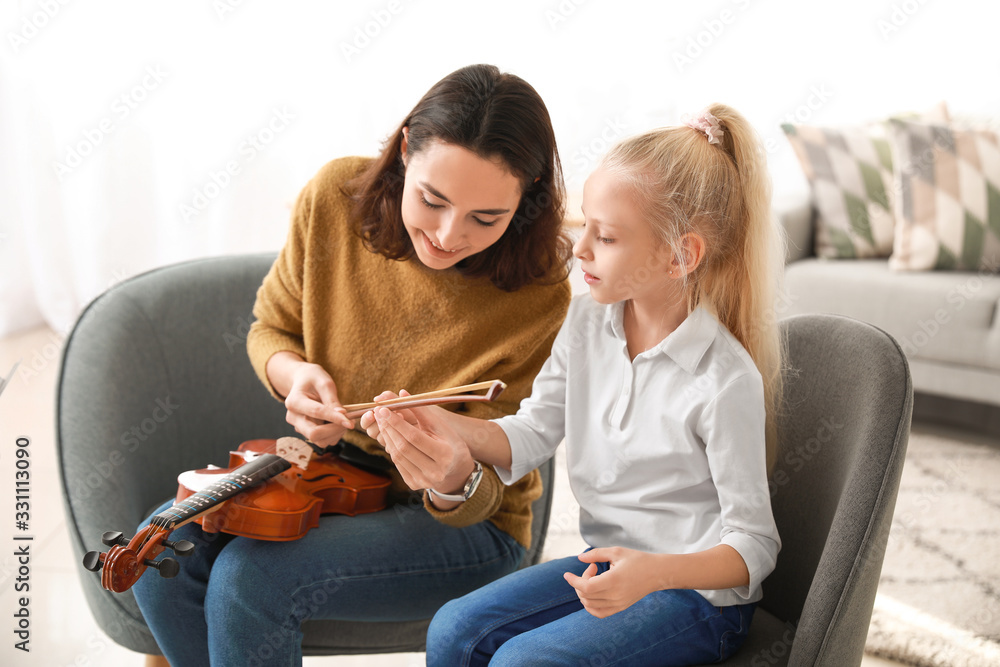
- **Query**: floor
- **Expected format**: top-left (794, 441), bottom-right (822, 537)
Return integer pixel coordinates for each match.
top-left (0, 325), bottom-right (905, 666)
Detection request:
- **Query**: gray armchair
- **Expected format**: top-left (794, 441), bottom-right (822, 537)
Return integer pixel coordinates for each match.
top-left (722, 313), bottom-right (913, 666)
top-left (57, 253), bottom-right (557, 656)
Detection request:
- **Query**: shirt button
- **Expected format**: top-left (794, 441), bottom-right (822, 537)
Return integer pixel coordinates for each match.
top-left (623, 386), bottom-right (630, 395)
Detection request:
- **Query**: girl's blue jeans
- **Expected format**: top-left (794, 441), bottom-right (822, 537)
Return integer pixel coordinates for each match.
top-left (426, 552), bottom-right (756, 666)
top-left (131, 496), bottom-right (525, 667)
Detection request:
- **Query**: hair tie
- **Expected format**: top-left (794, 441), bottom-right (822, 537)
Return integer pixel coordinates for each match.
top-left (682, 109), bottom-right (724, 145)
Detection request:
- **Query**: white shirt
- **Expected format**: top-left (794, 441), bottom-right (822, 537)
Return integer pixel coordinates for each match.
top-left (494, 294), bottom-right (781, 606)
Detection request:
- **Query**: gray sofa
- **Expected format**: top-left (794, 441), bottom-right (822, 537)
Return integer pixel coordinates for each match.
top-left (778, 197), bottom-right (1000, 429)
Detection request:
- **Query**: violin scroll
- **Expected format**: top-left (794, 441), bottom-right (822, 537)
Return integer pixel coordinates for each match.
top-left (82, 525), bottom-right (195, 593)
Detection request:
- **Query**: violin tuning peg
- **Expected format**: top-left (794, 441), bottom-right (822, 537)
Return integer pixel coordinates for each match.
top-left (82, 551), bottom-right (103, 572)
top-left (144, 557), bottom-right (180, 579)
top-left (161, 538), bottom-right (195, 557)
top-left (101, 531), bottom-right (129, 548)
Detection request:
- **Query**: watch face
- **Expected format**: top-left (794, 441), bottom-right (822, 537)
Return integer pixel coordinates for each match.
top-left (464, 462), bottom-right (483, 499)
top-left (429, 462), bottom-right (483, 503)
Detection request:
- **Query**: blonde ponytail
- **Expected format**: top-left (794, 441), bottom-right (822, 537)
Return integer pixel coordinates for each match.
top-left (601, 104), bottom-right (787, 470)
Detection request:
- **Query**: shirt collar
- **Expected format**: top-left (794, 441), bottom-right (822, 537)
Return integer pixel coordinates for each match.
top-left (604, 302), bottom-right (719, 374)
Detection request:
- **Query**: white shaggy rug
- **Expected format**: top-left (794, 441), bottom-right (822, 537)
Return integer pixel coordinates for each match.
top-left (865, 424), bottom-right (1000, 666)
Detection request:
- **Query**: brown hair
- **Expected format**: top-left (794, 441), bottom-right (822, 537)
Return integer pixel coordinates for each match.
top-left (345, 64), bottom-right (573, 291)
top-left (601, 104), bottom-right (787, 470)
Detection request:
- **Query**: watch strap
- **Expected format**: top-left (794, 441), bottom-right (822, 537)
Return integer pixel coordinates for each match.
top-left (427, 487), bottom-right (467, 503)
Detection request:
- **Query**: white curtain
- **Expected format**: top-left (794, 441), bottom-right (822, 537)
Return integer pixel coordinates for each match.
top-left (1, 0), bottom-right (995, 338)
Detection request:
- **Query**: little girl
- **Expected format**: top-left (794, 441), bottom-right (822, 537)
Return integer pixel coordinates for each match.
top-left (365, 104), bottom-right (785, 666)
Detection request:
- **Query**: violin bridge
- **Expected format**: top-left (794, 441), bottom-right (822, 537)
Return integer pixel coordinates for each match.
top-left (275, 437), bottom-right (314, 470)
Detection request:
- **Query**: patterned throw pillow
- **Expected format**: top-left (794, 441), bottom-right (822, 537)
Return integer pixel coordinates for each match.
top-left (887, 119), bottom-right (1000, 272)
top-left (781, 123), bottom-right (896, 259)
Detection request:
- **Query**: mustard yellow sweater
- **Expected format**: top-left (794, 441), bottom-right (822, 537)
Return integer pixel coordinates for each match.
top-left (246, 156), bottom-right (571, 548)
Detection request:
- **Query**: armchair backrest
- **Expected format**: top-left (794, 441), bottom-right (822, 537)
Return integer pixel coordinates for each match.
top-left (58, 254), bottom-right (295, 649)
top-left (765, 313), bottom-right (912, 666)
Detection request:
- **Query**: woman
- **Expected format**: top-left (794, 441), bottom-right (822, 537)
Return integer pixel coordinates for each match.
top-left (133, 64), bottom-right (573, 667)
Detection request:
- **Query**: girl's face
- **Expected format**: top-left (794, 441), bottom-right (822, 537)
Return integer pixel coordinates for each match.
top-left (400, 137), bottom-right (523, 271)
top-left (574, 167), bottom-right (674, 305)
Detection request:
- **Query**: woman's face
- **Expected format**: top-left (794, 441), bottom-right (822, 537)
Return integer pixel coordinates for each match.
top-left (400, 136), bottom-right (524, 271)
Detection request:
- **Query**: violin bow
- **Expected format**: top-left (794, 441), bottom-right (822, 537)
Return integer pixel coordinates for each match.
top-left (341, 379), bottom-right (506, 419)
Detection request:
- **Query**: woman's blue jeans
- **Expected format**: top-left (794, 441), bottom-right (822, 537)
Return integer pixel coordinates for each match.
top-left (131, 495), bottom-right (525, 667)
top-left (426, 553), bottom-right (756, 666)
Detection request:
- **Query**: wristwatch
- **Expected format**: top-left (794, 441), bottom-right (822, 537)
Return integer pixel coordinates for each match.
top-left (428, 461), bottom-right (483, 503)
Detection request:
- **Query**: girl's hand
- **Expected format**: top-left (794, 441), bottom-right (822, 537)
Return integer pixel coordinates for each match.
top-left (282, 362), bottom-right (354, 448)
top-left (563, 547), bottom-right (663, 618)
top-left (374, 404), bottom-right (475, 498)
top-left (359, 390), bottom-right (418, 444)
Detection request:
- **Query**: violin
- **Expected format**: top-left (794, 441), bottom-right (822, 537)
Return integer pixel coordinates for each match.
top-left (82, 437), bottom-right (389, 593)
top-left (83, 380), bottom-right (506, 593)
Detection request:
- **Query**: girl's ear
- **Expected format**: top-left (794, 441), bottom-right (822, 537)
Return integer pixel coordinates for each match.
top-left (669, 232), bottom-right (706, 277)
top-left (400, 126), bottom-right (409, 167)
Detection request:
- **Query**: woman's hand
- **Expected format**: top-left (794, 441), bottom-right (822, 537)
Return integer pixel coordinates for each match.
top-left (281, 361), bottom-right (354, 448)
top-left (563, 548), bottom-right (664, 618)
top-left (372, 403), bottom-right (476, 499)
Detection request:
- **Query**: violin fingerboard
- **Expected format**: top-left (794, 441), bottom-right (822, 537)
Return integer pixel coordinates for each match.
top-left (152, 454), bottom-right (292, 530)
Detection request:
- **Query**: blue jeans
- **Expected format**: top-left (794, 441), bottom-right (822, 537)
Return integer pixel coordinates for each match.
top-left (132, 496), bottom-right (525, 667)
top-left (427, 553), bottom-right (756, 666)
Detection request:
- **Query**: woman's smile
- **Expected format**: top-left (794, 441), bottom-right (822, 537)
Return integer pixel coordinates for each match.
top-left (423, 231), bottom-right (461, 255)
